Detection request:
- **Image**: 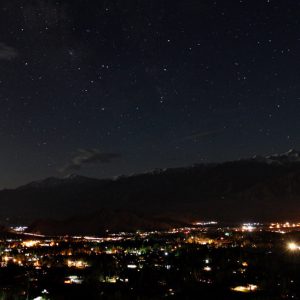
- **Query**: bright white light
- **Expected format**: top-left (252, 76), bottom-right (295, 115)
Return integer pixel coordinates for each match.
top-left (127, 264), bottom-right (137, 269)
top-left (288, 242), bottom-right (300, 251)
top-left (242, 225), bottom-right (255, 232)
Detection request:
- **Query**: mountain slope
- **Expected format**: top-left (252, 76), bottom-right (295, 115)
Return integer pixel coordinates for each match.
top-left (1, 151), bottom-right (300, 226)
top-left (28, 209), bottom-right (188, 235)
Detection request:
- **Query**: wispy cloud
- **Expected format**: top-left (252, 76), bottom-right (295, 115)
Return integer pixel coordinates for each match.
top-left (60, 149), bottom-right (121, 173)
top-left (183, 129), bottom-right (225, 141)
top-left (0, 43), bottom-right (18, 60)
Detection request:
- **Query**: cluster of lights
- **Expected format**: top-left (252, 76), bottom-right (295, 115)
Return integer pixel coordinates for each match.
top-left (64, 275), bottom-right (83, 285)
top-left (269, 222), bottom-right (300, 229)
top-left (186, 236), bottom-right (214, 245)
top-left (194, 221), bottom-right (218, 226)
top-left (241, 223), bottom-right (261, 232)
top-left (22, 240), bottom-right (40, 248)
top-left (67, 260), bottom-right (90, 269)
top-left (231, 284), bottom-right (258, 293)
top-left (100, 276), bottom-right (119, 283)
top-left (10, 226), bottom-right (28, 233)
top-left (241, 225), bottom-right (255, 232)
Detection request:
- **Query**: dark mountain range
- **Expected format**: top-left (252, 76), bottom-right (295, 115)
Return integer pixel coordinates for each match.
top-left (1, 150), bottom-right (300, 234)
top-left (28, 209), bottom-right (189, 236)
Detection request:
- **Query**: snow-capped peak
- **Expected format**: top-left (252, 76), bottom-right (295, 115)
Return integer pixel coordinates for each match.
top-left (264, 149), bottom-right (300, 163)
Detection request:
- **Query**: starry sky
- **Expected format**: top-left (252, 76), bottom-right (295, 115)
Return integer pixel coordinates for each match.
top-left (1, 0), bottom-right (300, 188)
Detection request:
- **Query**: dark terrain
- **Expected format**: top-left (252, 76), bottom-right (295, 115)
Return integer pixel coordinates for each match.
top-left (1, 150), bottom-right (300, 234)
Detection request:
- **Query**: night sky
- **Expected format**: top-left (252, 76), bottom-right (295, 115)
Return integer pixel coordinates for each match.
top-left (1, 0), bottom-right (300, 188)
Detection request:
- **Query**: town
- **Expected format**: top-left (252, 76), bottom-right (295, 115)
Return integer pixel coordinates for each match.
top-left (0, 222), bottom-right (300, 299)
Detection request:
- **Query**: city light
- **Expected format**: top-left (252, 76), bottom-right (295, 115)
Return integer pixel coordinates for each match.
top-left (67, 260), bottom-right (90, 269)
top-left (64, 275), bottom-right (83, 285)
top-left (22, 240), bottom-right (40, 248)
top-left (127, 264), bottom-right (138, 269)
top-left (287, 242), bottom-right (300, 251)
top-left (231, 284), bottom-right (258, 293)
top-left (242, 223), bottom-right (256, 232)
top-left (194, 221), bottom-right (218, 226)
top-left (0, 221), bottom-right (300, 298)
